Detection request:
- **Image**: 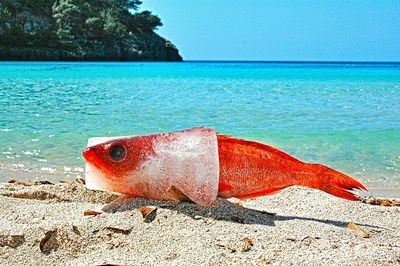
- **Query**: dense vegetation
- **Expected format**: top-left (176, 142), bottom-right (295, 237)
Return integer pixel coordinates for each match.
top-left (0, 0), bottom-right (182, 60)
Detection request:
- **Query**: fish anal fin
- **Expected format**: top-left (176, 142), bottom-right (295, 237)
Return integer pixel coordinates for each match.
top-left (167, 186), bottom-right (194, 203)
top-left (237, 186), bottom-right (290, 199)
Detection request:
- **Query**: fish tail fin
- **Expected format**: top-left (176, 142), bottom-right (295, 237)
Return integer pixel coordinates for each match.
top-left (299, 164), bottom-right (367, 201)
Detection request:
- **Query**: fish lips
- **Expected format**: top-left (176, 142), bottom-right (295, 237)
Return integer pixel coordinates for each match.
top-left (82, 148), bottom-right (117, 191)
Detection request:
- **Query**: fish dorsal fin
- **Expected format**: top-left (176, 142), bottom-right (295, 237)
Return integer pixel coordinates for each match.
top-left (217, 134), bottom-right (302, 163)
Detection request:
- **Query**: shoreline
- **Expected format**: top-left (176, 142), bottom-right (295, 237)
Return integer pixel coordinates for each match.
top-left (1, 178), bottom-right (400, 198)
top-left (0, 180), bottom-right (399, 265)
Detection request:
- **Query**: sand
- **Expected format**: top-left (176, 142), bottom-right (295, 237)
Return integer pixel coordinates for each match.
top-left (0, 180), bottom-right (399, 265)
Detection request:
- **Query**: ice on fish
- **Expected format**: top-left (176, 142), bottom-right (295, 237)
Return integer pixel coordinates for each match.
top-left (84, 127), bottom-right (220, 206)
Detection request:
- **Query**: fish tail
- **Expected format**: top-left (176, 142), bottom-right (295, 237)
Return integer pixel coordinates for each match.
top-left (299, 164), bottom-right (367, 201)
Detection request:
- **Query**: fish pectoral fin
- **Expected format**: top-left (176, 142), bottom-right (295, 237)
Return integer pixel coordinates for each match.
top-left (167, 186), bottom-right (194, 203)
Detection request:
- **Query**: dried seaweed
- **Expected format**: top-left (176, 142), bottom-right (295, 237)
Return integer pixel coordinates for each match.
top-left (83, 210), bottom-right (102, 216)
top-left (167, 186), bottom-right (194, 203)
top-left (138, 206), bottom-right (157, 222)
top-left (360, 196), bottom-right (399, 207)
top-left (347, 222), bottom-right (369, 238)
top-left (8, 179), bottom-right (32, 186)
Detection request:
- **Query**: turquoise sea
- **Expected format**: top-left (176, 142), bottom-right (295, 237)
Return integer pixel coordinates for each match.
top-left (0, 62), bottom-right (399, 191)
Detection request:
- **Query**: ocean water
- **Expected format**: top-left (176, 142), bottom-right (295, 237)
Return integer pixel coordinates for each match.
top-left (0, 62), bottom-right (399, 190)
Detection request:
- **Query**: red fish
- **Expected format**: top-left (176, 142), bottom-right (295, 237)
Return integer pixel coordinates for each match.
top-left (82, 127), bottom-right (366, 206)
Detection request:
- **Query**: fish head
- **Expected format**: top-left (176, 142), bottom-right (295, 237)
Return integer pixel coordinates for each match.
top-left (82, 127), bottom-right (220, 206)
top-left (82, 135), bottom-right (155, 193)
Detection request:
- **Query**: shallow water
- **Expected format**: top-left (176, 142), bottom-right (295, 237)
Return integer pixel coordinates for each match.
top-left (0, 62), bottom-right (399, 189)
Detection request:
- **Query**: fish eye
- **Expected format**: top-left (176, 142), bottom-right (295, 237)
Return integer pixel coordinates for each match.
top-left (108, 144), bottom-right (127, 162)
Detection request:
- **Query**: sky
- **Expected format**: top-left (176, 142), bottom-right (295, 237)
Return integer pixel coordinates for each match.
top-left (140, 0), bottom-right (400, 61)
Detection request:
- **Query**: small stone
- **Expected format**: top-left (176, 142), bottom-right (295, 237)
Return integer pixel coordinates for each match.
top-left (0, 234), bottom-right (25, 248)
top-left (238, 237), bottom-right (254, 252)
top-left (164, 252), bottom-right (178, 260)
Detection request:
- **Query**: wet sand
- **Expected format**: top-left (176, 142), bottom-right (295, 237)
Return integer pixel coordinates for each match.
top-left (0, 181), bottom-right (399, 265)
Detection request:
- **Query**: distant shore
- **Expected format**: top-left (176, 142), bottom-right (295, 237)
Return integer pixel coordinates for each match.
top-left (0, 37), bottom-right (183, 62)
top-left (0, 181), bottom-right (399, 265)
top-left (0, 1), bottom-right (182, 62)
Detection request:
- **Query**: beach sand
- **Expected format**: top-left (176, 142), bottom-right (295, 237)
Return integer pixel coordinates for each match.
top-left (0, 181), bottom-right (399, 265)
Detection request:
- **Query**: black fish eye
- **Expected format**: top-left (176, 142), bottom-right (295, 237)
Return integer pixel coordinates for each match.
top-left (108, 144), bottom-right (127, 162)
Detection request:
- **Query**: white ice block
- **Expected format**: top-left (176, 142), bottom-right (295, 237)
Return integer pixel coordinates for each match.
top-left (84, 127), bottom-right (220, 206)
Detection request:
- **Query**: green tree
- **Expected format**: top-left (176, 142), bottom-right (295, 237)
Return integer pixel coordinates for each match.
top-left (0, 3), bottom-right (12, 43)
top-left (52, 0), bottom-right (84, 46)
top-left (129, 11), bottom-right (162, 34)
top-left (0, 0), bottom-right (56, 47)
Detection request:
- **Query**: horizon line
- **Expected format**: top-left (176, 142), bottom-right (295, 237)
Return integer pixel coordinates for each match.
top-left (184, 60), bottom-right (400, 64)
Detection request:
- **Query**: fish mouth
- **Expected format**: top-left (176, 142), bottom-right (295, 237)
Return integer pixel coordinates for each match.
top-left (82, 148), bottom-right (92, 162)
top-left (82, 148), bottom-right (100, 168)
top-left (82, 148), bottom-right (111, 175)
top-left (82, 148), bottom-right (114, 191)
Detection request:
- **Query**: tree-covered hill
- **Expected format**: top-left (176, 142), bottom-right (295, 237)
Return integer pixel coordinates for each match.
top-left (0, 0), bottom-right (182, 61)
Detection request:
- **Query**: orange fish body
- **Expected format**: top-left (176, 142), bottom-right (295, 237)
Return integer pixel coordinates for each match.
top-left (217, 135), bottom-right (366, 201)
top-left (83, 127), bottom-right (366, 206)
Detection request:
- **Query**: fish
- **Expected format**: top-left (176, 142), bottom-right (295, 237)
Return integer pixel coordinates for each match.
top-left (82, 127), bottom-right (367, 206)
